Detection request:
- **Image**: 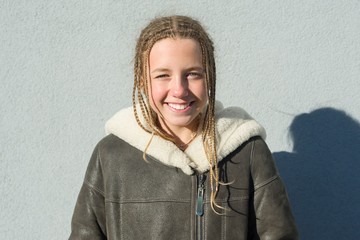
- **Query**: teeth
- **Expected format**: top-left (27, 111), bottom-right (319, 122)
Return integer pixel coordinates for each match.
top-left (168, 103), bottom-right (189, 110)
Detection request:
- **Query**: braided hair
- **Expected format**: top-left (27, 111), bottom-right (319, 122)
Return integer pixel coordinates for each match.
top-left (132, 15), bottom-right (221, 213)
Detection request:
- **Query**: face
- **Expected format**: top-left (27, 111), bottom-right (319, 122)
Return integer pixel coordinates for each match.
top-left (147, 38), bottom-right (208, 133)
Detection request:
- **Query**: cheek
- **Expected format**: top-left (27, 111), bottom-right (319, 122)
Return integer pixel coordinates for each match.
top-left (195, 82), bottom-right (208, 100)
top-left (148, 82), bottom-right (167, 109)
top-left (150, 86), bottom-right (160, 102)
top-left (152, 81), bottom-right (168, 97)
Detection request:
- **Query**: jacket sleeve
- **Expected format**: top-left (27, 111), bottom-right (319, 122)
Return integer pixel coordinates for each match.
top-left (69, 144), bottom-right (107, 240)
top-left (250, 138), bottom-right (299, 240)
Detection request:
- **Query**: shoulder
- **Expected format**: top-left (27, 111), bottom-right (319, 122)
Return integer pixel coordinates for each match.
top-left (214, 102), bottom-right (266, 161)
top-left (225, 136), bottom-right (278, 184)
top-left (86, 134), bottom-right (143, 173)
top-left (95, 134), bottom-right (143, 164)
top-left (249, 137), bottom-right (275, 168)
top-left (84, 134), bottom-right (146, 185)
top-left (97, 134), bottom-right (127, 152)
top-left (224, 136), bottom-right (268, 163)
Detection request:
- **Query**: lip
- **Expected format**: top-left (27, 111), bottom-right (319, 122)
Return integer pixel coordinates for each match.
top-left (166, 101), bottom-right (194, 112)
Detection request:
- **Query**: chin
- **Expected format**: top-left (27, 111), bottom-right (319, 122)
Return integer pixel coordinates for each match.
top-left (167, 117), bottom-right (198, 128)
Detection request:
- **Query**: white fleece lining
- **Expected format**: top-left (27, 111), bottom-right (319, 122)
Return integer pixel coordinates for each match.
top-left (105, 103), bottom-right (266, 175)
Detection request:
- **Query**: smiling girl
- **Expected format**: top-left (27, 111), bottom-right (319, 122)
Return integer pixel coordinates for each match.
top-left (70, 15), bottom-right (298, 240)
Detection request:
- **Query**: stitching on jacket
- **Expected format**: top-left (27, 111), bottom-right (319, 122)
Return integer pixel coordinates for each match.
top-left (104, 197), bottom-right (249, 204)
top-left (120, 199), bottom-right (123, 239)
top-left (215, 196), bottom-right (250, 202)
top-left (83, 180), bottom-right (105, 196)
top-left (83, 146), bottom-right (105, 196)
top-left (254, 175), bottom-right (279, 191)
top-left (222, 203), bottom-right (226, 240)
top-left (250, 138), bottom-right (255, 166)
top-left (249, 138), bottom-right (281, 192)
top-left (105, 198), bottom-right (191, 204)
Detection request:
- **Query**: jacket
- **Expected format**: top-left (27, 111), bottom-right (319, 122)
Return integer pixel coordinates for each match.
top-left (69, 103), bottom-right (299, 239)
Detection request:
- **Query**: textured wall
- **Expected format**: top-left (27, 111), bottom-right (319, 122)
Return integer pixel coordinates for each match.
top-left (1, 0), bottom-right (359, 239)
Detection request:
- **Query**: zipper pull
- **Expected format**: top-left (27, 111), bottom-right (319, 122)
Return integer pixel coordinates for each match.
top-left (196, 174), bottom-right (205, 216)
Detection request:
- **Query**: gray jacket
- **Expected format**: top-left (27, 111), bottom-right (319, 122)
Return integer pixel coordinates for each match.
top-left (69, 103), bottom-right (299, 239)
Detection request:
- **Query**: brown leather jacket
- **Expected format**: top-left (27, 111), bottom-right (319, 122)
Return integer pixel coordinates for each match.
top-left (69, 105), bottom-right (299, 239)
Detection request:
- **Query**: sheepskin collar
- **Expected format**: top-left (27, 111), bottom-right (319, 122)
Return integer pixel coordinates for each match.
top-left (105, 102), bottom-right (266, 175)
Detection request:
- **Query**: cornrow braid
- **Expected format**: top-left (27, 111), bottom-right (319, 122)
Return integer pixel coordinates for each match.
top-left (132, 15), bottom-right (222, 213)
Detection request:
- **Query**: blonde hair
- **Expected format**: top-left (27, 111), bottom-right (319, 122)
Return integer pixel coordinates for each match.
top-left (132, 15), bottom-right (221, 213)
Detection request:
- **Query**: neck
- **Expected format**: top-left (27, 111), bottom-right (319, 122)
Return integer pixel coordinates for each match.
top-left (157, 117), bottom-right (200, 151)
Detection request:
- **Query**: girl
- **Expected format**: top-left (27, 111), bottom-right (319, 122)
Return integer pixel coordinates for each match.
top-left (70, 15), bottom-right (298, 239)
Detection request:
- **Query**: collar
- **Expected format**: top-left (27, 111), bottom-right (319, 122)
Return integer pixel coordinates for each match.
top-left (105, 102), bottom-right (266, 175)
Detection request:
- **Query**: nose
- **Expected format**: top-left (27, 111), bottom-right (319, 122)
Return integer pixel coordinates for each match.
top-left (171, 75), bottom-right (188, 98)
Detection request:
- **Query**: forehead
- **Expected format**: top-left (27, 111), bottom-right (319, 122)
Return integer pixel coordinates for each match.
top-left (153, 37), bottom-right (200, 47)
top-left (149, 38), bottom-right (202, 64)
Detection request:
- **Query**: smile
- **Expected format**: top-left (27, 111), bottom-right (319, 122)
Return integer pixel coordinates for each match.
top-left (167, 102), bottom-right (193, 110)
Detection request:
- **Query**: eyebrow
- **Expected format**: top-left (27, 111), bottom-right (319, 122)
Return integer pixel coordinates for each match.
top-left (150, 66), bottom-right (204, 74)
top-left (150, 68), bottom-right (170, 74)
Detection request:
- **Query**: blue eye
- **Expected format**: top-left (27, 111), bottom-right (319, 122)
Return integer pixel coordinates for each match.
top-left (187, 72), bottom-right (203, 79)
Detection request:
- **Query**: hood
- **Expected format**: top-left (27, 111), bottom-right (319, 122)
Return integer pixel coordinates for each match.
top-left (105, 102), bottom-right (266, 175)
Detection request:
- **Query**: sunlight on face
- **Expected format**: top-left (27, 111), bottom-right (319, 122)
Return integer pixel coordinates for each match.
top-left (148, 38), bottom-right (208, 133)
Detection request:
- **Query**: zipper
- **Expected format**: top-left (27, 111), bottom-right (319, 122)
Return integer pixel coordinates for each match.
top-left (196, 173), bottom-right (205, 216)
top-left (195, 173), bottom-right (205, 240)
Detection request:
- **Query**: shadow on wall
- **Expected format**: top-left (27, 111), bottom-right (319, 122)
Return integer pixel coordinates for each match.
top-left (274, 108), bottom-right (360, 240)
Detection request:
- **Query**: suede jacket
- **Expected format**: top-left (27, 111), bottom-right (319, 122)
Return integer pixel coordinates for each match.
top-left (69, 103), bottom-right (299, 240)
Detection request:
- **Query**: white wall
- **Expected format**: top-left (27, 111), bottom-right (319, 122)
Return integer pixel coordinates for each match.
top-left (1, 0), bottom-right (359, 239)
